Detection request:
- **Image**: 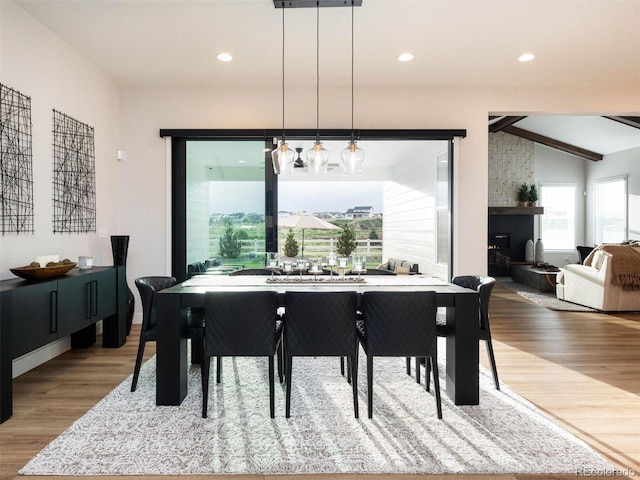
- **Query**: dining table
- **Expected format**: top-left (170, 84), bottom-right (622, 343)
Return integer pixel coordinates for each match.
top-left (155, 273), bottom-right (480, 407)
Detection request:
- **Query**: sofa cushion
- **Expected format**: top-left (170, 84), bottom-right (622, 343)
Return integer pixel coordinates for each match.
top-left (591, 250), bottom-right (606, 270)
top-left (396, 264), bottom-right (411, 274)
top-left (387, 258), bottom-right (399, 272)
top-left (377, 262), bottom-right (389, 270)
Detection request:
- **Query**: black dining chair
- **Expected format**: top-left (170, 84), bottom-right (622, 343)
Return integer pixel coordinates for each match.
top-left (411, 275), bottom-right (500, 391)
top-left (283, 291), bottom-right (359, 418)
top-left (201, 290), bottom-right (283, 418)
top-left (132, 276), bottom-right (204, 392)
top-left (359, 290), bottom-right (442, 419)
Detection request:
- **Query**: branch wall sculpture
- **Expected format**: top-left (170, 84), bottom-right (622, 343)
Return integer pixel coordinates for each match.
top-left (0, 83), bottom-right (34, 234)
top-left (52, 110), bottom-right (96, 233)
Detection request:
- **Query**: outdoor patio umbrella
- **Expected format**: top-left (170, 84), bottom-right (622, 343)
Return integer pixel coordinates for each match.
top-left (279, 213), bottom-right (341, 257)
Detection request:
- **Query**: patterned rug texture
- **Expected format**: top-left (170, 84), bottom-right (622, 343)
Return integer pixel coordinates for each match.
top-left (497, 278), bottom-right (598, 312)
top-left (20, 341), bottom-right (615, 475)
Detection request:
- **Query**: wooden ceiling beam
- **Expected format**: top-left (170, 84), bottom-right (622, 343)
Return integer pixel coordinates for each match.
top-left (489, 116), bottom-right (527, 133)
top-left (603, 116), bottom-right (640, 129)
top-left (502, 126), bottom-right (603, 162)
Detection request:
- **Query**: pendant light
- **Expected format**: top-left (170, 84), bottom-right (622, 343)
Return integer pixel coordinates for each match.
top-left (272, 5), bottom-right (295, 175)
top-left (340, 0), bottom-right (364, 175)
top-left (305, 2), bottom-right (330, 175)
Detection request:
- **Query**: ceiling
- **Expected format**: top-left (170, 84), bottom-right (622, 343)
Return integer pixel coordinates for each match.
top-left (12, 0), bottom-right (640, 156)
top-left (13, 0), bottom-right (640, 88)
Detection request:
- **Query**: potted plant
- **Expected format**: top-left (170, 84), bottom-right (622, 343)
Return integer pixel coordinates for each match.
top-left (528, 184), bottom-right (538, 207)
top-left (283, 229), bottom-right (299, 258)
top-left (517, 183), bottom-right (529, 207)
top-left (336, 224), bottom-right (357, 257)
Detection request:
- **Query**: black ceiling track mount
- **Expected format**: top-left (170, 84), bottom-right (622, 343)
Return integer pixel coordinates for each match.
top-left (274, 0), bottom-right (362, 8)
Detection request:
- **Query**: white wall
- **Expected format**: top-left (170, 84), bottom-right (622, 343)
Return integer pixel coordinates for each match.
top-left (0, 2), bottom-right (121, 276)
top-left (382, 145), bottom-right (448, 279)
top-left (1, 1), bottom-right (121, 374)
top-left (585, 146), bottom-right (640, 244)
top-left (533, 144), bottom-right (588, 266)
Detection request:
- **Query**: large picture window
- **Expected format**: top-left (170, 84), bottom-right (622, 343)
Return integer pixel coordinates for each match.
top-left (539, 184), bottom-right (576, 250)
top-left (595, 176), bottom-right (627, 244)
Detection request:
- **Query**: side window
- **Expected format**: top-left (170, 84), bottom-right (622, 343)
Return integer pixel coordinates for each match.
top-left (539, 184), bottom-right (576, 250)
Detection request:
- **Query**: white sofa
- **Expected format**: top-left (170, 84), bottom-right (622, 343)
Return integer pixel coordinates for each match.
top-left (556, 244), bottom-right (640, 311)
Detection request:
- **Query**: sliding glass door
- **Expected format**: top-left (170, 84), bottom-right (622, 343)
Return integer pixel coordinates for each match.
top-left (163, 129), bottom-right (464, 281)
top-left (185, 140), bottom-right (268, 271)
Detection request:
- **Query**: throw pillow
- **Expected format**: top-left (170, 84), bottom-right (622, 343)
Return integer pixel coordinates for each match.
top-left (377, 262), bottom-right (389, 270)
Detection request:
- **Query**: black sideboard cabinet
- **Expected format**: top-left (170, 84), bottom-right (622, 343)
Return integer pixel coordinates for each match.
top-left (0, 266), bottom-right (127, 424)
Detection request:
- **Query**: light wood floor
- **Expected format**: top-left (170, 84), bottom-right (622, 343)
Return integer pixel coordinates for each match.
top-left (1, 285), bottom-right (639, 480)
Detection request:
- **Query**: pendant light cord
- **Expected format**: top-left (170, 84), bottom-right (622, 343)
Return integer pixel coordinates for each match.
top-left (281, 4), bottom-right (286, 145)
top-left (350, 0), bottom-right (355, 145)
top-left (315, 2), bottom-right (320, 143)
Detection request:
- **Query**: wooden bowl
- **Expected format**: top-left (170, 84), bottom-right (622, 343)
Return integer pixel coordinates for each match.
top-left (10, 262), bottom-right (77, 280)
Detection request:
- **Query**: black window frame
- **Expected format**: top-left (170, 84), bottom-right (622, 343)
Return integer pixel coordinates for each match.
top-left (160, 128), bottom-right (465, 282)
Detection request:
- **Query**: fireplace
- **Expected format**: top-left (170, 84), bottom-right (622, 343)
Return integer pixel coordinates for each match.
top-left (488, 207), bottom-right (543, 276)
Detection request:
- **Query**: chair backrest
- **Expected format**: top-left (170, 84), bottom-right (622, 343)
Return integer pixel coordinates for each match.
top-left (228, 268), bottom-right (279, 276)
top-left (134, 276), bottom-right (177, 332)
top-left (360, 291), bottom-right (437, 357)
top-left (204, 291), bottom-right (279, 356)
top-left (452, 275), bottom-right (495, 332)
top-left (283, 291), bottom-right (358, 356)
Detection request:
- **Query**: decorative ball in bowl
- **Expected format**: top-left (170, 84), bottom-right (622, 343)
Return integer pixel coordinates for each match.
top-left (10, 260), bottom-right (77, 280)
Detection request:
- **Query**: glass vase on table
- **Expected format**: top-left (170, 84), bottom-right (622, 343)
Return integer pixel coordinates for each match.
top-left (327, 252), bottom-right (337, 280)
top-left (309, 258), bottom-right (322, 280)
top-left (267, 252), bottom-right (279, 279)
top-left (352, 256), bottom-right (366, 279)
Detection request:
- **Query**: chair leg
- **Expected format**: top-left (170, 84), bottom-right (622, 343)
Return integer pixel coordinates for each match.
top-left (340, 356), bottom-right (345, 376)
top-left (216, 356), bottom-right (222, 383)
top-left (367, 355), bottom-right (374, 418)
top-left (131, 338), bottom-right (146, 392)
top-left (429, 356), bottom-right (443, 419)
top-left (406, 357), bottom-right (411, 375)
top-left (350, 354), bottom-right (359, 418)
top-left (425, 357), bottom-right (431, 392)
top-left (268, 355), bottom-right (275, 418)
top-left (485, 337), bottom-right (500, 390)
top-left (415, 357), bottom-right (421, 384)
top-left (201, 354), bottom-right (211, 418)
top-left (277, 341), bottom-right (284, 384)
top-left (346, 357), bottom-right (352, 384)
top-left (285, 356), bottom-right (293, 418)
top-left (190, 337), bottom-right (203, 365)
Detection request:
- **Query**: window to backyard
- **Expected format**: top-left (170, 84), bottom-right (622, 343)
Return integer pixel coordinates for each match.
top-left (595, 176), bottom-right (627, 244)
top-left (539, 183), bottom-right (576, 250)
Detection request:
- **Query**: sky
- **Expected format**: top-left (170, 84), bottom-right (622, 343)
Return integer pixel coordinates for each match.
top-left (209, 181), bottom-right (384, 215)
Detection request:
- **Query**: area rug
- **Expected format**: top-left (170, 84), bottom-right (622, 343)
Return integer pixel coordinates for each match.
top-left (20, 342), bottom-right (616, 476)
top-left (497, 278), bottom-right (598, 312)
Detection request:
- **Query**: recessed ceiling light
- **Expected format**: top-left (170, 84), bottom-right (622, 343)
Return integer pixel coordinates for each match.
top-left (398, 53), bottom-right (414, 62)
top-left (518, 53), bottom-right (536, 62)
top-left (216, 52), bottom-right (233, 62)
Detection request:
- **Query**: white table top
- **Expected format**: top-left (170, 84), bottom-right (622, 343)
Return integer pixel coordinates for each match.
top-left (178, 274), bottom-right (463, 294)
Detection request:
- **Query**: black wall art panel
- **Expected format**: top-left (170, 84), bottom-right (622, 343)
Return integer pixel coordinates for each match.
top-left (52, 110), bottom-right (96, 233)
top-left (0, 83), bottom-right (34, 234)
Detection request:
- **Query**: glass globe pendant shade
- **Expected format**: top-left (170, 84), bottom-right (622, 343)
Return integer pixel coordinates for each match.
top-left (340, 141), bottom-right (365, 175)
top-left (271, 142), bottom-right (296, 175)
top-left (305, 141), bottom-right (330, 174)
